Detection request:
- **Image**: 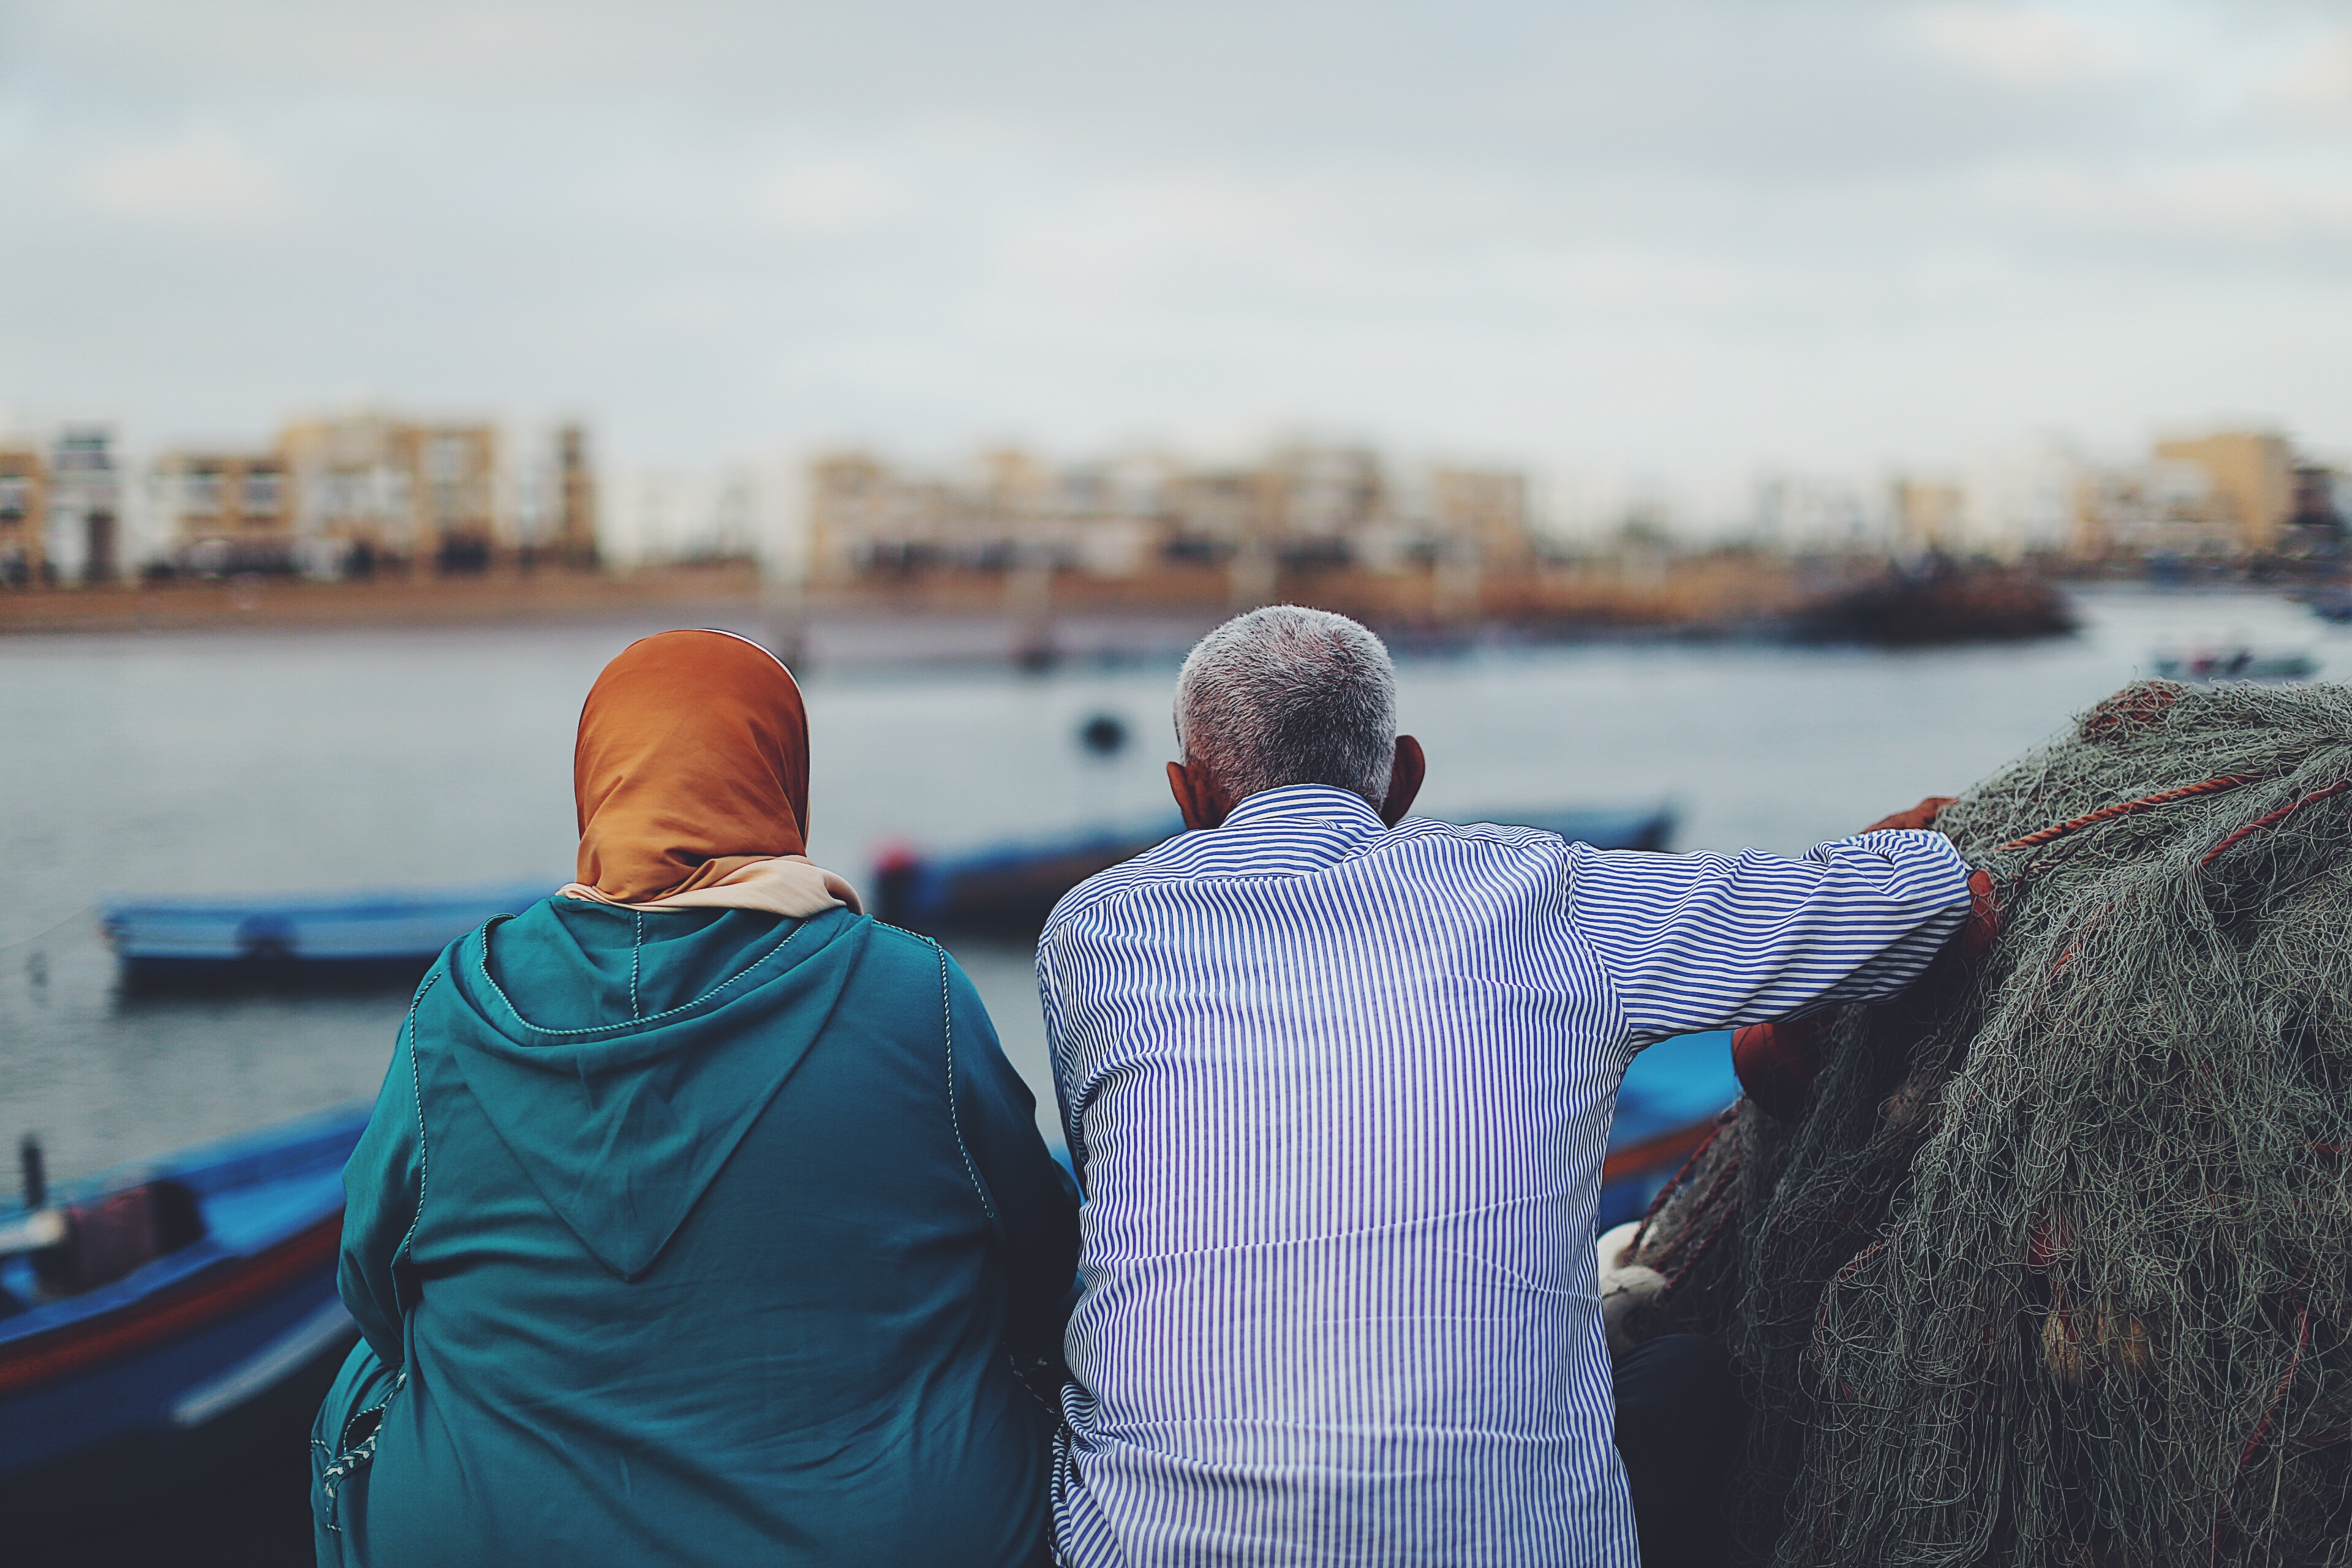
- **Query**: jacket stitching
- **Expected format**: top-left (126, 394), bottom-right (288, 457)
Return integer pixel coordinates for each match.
top-left (472, 914), bottom-right (805, 1035)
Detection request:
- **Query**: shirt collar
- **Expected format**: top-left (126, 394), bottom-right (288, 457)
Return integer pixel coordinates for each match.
top-left (1219, 784), bottom-right (1385, 833)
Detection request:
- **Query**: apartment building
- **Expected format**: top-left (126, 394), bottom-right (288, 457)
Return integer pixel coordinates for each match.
top-left (279, 413), bottom-right (499, 573)
top-left (808, 443), bottom-right (1529, 584)
top-left (48, 427), bottom-right (123, 584)
top-left (0, 447), bottom-right (44, 586)
top-left (153, 449), bottom-right (293, 572)
top-left (549, 423), bottom-right (599, 565)
top-left (2073, 430), bottom-right (2341, 562)
top-left (2152, 431), bottom-right (2297, 554)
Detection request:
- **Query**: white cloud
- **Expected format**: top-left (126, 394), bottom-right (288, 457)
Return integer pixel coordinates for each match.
top-left (6, 1), bottom-right (2351, 478)
top-left (1975, 159), bottom-right (2352, 244)
top-left (2266, 28), bottom-right (2352, 121)
top-left (758, 159), bottom-right (905, 238)
top-left (83, 129), bottom-right (282, 222)
top-left (1912, 4), bottom-right (2139, 87)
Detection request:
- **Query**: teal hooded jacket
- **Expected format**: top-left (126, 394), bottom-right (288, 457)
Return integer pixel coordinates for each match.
top-left (311, 899), bottom-right (1079, 1568)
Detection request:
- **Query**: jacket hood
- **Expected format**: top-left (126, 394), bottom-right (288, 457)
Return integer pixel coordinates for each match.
top-left (424, 899), bottom-right (870, 1280)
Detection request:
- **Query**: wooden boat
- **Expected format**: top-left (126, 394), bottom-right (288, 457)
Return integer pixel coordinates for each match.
top-left (102, 880), bottom-right (551, 989)
top-left (872, 804), bottom-right (1677, 934)
top-left (1597, 1028), bottom-right (1739, 1229)
top-left (0, 1105), bottom-right (366, 1517)
top-left (0, 1032), bottom-right (1732, 1529)
top-left (2150, 646), bottom-right (2319, 683)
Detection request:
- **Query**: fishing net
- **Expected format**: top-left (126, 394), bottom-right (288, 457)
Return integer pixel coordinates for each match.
top-left (1627, 678), bottom-right (2352, 1568)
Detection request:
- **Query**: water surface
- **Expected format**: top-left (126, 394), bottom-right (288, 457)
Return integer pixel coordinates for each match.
top-left (1, 588), bottom-right (2335, 1182)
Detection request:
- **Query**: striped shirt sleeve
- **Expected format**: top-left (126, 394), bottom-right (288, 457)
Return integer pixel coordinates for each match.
top-left (1034, 938), bottom-right (1087, 1185)
top-left (1568, 827), bottom-right (1972, 1046)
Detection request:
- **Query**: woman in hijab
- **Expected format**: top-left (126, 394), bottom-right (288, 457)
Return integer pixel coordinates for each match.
top-left (311, 630), bottom-right (1078, 1568)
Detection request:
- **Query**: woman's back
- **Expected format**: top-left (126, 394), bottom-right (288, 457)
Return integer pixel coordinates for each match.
top-left (317, 899), bottom-right (1075, 1567)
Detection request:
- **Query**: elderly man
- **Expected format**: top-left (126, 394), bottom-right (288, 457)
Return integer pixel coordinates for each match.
top-left (1036, 605), bottom-right (1973, 1567)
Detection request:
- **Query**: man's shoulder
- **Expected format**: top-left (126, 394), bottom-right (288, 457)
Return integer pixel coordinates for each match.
top-left (1041, 815), bottom-right (1574, 946)
top-left (1041, 830), bottom-right (1212, 943)
top-left (1387, 815), bottom-right (1577, 856)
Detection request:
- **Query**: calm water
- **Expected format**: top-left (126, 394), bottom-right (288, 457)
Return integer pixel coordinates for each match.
top-left (2, 587), bottom-right (2340, 1183)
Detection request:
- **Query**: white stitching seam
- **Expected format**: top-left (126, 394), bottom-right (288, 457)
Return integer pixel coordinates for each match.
top-left (473, 914), bottom-right (804, 1035)
top-left (927, 935), bottom-right (998, 1228)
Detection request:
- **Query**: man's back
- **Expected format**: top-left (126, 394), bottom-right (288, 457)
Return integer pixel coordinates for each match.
top-left (1041, 785), bottom-right (1967, 1567)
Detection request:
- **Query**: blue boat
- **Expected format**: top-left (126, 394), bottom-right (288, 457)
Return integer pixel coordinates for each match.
top-left (0, 1104), bottom-right (366, 1516)
top-left (0, 1034), bottom-right (1733, 1525)
top-left (102, 880), bottom-right (552, 989)
top-left (873, 804), bottom-right (1676, 933)
top-left (1598, 1029), bottom-right (1740, 1229)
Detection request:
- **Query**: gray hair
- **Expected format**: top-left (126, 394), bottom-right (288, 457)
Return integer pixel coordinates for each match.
top-left (1173, 605), bottom-right (1398, 809)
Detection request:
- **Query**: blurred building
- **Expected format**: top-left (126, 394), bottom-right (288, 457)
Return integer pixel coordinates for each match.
top-left (0, 445), bottom-right (46, 586)
top-left (1891, 477), bottom-right (1966, 554)
top-left (152, 449), bottom-right (292, 573)
top-left (2152, 431), bottom-right (2297, 554)
top-left (1431, 467), bottom-right (1534, 570)
top-left (279, 414), bottom-right (500, 575)
top-left (47, 426), bottom-right (124, 584)
top-left (806, 443), bottom-right (1528, 584)
top-left (2071, 429), bottom-right (2340, 564)
top-left (551, 424), bottom-right (598, 565)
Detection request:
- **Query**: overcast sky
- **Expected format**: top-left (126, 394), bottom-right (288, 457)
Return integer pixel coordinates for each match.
top-left (2, 0), bottom-right (2348, 494)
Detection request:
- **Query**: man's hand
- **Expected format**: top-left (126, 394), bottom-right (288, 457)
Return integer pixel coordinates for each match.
top-left (1732, 1012), bottom-right (1834, 1123)
top-left (1863, 796), bottom-right (1957, 835)
top-left (1860, 799), bottom-right (1999, 962)
top-left (1959, 867), bottom-right (1999, 963)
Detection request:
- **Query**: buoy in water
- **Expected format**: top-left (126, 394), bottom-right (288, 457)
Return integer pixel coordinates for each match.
top-left (1079, 713), bottom-right (1129, 758)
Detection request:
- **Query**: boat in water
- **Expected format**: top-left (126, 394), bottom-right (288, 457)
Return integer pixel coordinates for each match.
top-left (0, 1106), bottom-right (365, 1517)
top-left (104, 808), bottom-right (1672, 986)
top-left (1599, 1029), bottom-right (1738, 1229)
top-left (872, 804), bottom-right (1678, 934)
top-left (102, 880), bottom-right (552, 990)
top-left (1792, 557), bottom-right (2076, 647)
top-left (2149, 646), bottom-right (2320, 683)
top-left (0, 1020), bottom-right (1732, 1532)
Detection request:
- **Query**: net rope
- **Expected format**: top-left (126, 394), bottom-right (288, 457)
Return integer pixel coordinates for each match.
top-left (1627, 679), bottom-right (2352, 1567)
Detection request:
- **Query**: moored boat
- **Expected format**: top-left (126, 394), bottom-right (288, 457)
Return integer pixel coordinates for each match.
top-left (873, 803), bottom-right (1677, 934)
top-left (0, 1105), bottom-right (366, 1517)
top-left (102, 880), bottom-right (552, 989)
top-left (1599, 1029), bottom-right (1739, 1229)
top-left (2150, 645), bottom-right (2319, 682)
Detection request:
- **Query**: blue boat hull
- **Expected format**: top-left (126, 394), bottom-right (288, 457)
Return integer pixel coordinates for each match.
top-left (103, 881), bottom-right (552, 991)
top-left (0, 1031), bottom-right (1735, 1518)
top-left (1597, 1029), bottom-right (1740, 1229)
top-left (0, 1106), bottom-right (367, 1513)
top-left (877, 804), bottom-right (1676, 933)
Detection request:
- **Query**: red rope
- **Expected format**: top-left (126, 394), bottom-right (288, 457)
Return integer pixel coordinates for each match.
top-left (1999, 774), bottom-right (2261, 854)
top-left (2199, 780), bottom-right (2352, 869)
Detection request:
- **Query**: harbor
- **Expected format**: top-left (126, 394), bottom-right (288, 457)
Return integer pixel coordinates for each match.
top-left (7, 0), bottom-right (2350, 1554)
top-left (0, 584), bottom-right (2338, 1559)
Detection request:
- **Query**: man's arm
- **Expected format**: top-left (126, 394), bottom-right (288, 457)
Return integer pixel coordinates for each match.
top-left (1569, 827), bottom-right (1972, 1047)
top-left (1033, 937), bottom-right (1088, 1189)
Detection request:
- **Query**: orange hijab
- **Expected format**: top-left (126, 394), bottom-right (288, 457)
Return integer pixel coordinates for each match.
top-left (560, 630), bottom-right (859, 916)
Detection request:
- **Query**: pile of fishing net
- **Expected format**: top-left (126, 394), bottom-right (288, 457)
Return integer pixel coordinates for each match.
top-left (1625, 679), bottom-right (2352, 1567)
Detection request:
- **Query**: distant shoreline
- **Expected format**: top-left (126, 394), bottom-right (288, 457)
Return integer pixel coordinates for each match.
top-left (0, 562), bottom-right (771, 638)
top-left (0, 555), bottom-right (2104, 658)
top-left (0, 554), bottom-right (1811, 638)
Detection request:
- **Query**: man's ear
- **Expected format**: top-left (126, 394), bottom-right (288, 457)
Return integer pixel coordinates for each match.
top-left (1379, 735), bottom-right (1426, 827)
top-left (1168, 758), bottom-right (1233, 831)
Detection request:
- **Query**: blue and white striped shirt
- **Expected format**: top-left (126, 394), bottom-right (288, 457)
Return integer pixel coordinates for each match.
top-left (1036, 785), bottom-right (1971, 1567)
